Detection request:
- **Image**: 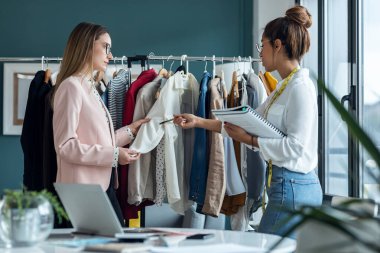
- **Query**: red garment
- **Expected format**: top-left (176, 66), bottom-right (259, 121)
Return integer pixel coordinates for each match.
top-left (118, 69), bottom-right (157, 220)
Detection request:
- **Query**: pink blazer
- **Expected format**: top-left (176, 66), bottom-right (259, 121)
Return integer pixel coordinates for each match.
top-left (53, 76), bottom-right (131, 191)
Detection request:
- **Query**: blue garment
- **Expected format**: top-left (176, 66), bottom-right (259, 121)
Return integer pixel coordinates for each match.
top-left (258, 165), bottom-right (322, 238)
top-left (245, 84), bottom-right (266, 211)
top-left (189, 72), bottom-right (211, 210)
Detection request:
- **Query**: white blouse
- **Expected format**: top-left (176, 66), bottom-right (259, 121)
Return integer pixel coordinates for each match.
top-left (255, 68), bottom-right (318, 174)
top-left (130, 71), bottom-right (199, 214)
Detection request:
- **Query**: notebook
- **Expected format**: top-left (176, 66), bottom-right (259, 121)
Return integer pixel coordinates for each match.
top-left (212, 105), bottom-right (285, 138)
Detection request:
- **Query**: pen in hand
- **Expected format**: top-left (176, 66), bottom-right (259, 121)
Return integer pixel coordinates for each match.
top-left (159, 118), bottom-right (174, 125)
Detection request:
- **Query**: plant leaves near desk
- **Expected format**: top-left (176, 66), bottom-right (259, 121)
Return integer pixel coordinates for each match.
top-left (3, 188), bottom-right (69, 224)
top-left (268, 204), bottom-right (380, 252)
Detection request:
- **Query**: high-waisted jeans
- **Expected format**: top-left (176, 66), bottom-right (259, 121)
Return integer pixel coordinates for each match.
top-left (257, 165), bottom-right (322, 238)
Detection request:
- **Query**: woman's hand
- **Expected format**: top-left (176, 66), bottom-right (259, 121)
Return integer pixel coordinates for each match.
top-left (173, 114), bottom-right (199, 129)
top-left (224, 122), bottom-right (257, 147)
top-left (128, 118), bottom-right (150, 136)
top-left (118, 148), bottom-right (140, 165)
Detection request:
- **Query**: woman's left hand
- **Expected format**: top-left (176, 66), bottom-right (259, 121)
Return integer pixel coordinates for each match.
top-left (224, 122), bottom-right (249, 143)
top-left (128, 118), bottom-right (150, 136)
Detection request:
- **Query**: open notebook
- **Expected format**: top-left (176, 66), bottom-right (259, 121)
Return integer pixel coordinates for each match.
top-left (212, 105), bottom-right (285, 138)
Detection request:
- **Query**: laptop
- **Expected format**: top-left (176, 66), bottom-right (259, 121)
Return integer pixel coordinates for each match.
top-left (54, 183), bottom-right (125, 237)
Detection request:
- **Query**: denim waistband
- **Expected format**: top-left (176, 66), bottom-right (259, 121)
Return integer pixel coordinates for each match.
top-left (269, 164), bottom-right (318, 182)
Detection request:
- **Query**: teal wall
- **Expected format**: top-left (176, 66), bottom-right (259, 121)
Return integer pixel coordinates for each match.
top-left (0, 0), bottom-right (253, 192)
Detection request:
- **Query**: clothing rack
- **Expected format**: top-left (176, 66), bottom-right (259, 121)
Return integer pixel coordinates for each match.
top-left (0, 55), bottom-right (260, 64)
top-left (0, 55), bottom-right (261, 77)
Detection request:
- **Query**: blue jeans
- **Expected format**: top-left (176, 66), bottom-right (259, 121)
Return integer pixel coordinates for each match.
top-left (257, 165), bottom-right (322, 238)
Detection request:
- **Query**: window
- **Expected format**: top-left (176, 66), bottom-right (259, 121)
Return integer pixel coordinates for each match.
top-left (360, 0), bottom-right (380, 202)
top-left (302, 0), bottom-right (380, 199)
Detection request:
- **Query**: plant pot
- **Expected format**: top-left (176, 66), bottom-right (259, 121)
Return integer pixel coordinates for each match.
top-left (0, 195), bottom-right (54, 248)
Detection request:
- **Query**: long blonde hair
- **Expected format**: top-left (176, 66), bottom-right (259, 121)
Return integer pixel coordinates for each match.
top-left (52, 22), bottom-right (108, 106)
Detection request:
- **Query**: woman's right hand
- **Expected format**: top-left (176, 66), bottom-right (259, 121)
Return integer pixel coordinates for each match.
top-left (118, 148), bottom-right (140, 165)
top-left (173, 114), bottom-right (199, 129)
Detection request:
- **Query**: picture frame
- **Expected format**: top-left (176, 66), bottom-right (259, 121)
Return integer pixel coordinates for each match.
top-left (3, 62), bottom-right (162, 135)
top-left (3, 63), bottom-right (59, 135)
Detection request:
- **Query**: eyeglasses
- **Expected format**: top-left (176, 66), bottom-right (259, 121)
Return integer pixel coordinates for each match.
top-left (104, 43), bottom-right (111, 55)
top-left (255, 40), bottom-right (271, 54)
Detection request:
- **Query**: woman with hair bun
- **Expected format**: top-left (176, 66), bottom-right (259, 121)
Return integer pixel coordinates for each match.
top-left (174, 5), bottom-right (322, 238)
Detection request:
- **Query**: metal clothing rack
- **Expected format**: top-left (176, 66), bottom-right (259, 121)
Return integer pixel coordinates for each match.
top-left (0, 55), bottom-right (261, 77)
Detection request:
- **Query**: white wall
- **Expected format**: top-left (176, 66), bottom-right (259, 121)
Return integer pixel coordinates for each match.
top-left (253, 0), bottom-right (295, 78)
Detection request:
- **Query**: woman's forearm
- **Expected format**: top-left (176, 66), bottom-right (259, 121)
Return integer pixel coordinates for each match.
top-left (196, 118), bottom-right (222, 133)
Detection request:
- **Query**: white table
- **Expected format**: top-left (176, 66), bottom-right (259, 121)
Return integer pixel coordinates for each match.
top-left (0, 228), bottom-right (296, 253)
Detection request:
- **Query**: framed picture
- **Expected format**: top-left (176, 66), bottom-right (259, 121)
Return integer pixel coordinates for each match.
top-left (3, 62), bottom-right (163, 135)
top-left (3, 63), bottom-right (59, 135)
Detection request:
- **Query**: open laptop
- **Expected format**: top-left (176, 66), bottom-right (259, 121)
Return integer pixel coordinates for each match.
top-left (54, 183), bottom-right (125, 237)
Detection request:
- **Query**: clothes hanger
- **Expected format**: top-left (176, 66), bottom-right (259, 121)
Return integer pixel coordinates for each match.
top-left (182, 54), bottom-right (189, 74)
top-left (212, 55), bottom-right (216, 78)
top-left (175, 54), bottom-right (187, 74)
top-left (44, 57), bottom-right (52, 84)
top-left (112, 57), bottom-right (118, 78)
top-left (249, 56), bottom-right (253, 73)
top-left (232, 57), bottom-right (240, 100)
top-left (41, 56), bottom-right (45, 71)
top-left (158, 56), bottom-right (168, 78)
top-left (169, 58), bottom-right (175, 76)
top-left (121, 56), bottom-right (127, 71)
top-left (203, 56), bottom-right (208, 73)
top-left (218, 57), bottom-right (228, 108)
top-left (155, 56), bottom-right (173, 99)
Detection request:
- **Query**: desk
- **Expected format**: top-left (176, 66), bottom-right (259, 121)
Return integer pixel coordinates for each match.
top-left (0, 228), bottom-right (296, 253)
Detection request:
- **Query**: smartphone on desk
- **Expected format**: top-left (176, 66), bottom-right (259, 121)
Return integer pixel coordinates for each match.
top-left (186, 233), bottom-right (215, 240)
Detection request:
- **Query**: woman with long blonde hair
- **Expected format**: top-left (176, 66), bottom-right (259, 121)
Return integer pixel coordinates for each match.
top-left (52, 22), bottom-right (148, 225)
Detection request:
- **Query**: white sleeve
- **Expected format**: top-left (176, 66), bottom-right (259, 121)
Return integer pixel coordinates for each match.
top-left (258, 84), bottom-right (316, 163)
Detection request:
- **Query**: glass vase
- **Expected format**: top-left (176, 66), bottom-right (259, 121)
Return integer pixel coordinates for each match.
top-left (0, 194), bottom-right (54, 248)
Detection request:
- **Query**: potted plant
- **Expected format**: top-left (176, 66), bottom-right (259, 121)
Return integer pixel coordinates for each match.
top-left (0, 188), bottom-right (68, 248)
top-left (270, 78), bottom-right (380, 252)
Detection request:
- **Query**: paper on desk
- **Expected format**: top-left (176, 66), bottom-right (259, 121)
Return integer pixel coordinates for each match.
top-left (84, 242), bottom-right (151, 252)
top-left (151, 243), bottom-right (264, 253)
top-left (47, 237), bottom-right (115, 248)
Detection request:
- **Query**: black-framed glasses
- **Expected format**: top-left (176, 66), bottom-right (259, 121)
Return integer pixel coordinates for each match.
top-left (255, 40), bottom-right (271, 53)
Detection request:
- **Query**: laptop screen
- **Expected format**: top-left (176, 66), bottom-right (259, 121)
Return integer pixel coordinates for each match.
top-left (54, 183), bottom-right (124, 236)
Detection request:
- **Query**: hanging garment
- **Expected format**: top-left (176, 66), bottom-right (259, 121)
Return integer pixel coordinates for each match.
top-left (246, 71), bottom-right (267, 106)
top-left (228, 71), bottom-right (241, 168)
top-left (107, 69), bottom-right (129, 130)
top-left (21, 70), bottom-right (53, 191)
top-left (154, 78), bottom-right (168, 206)
top-left (118, 68), bottom-right (157, 220)
top-left (128, 76), bottom-right (162, 205)
top-left (201, 77), bottom-right (226, 217)
top-left (220, 71), bottom-right (246, 216)
top-left (230, 76), bottom-right (251, 231)
top-left (174, 73), bottom-right (199, 214)
top-left (188, 72), bottom-right (212, 214)
top-left (130, 71), bottom-right (199, 214)
top-left (154, 138), bottom-right (166, 206)
top-left (42, 89), bottom-right (57, 194)
top-left (220, 137), bottom-right (246, 216)
top-left (245, 72), bottom-right (267, 213)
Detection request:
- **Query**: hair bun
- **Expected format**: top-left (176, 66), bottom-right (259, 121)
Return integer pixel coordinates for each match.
top-left (286, 6), bottom-right (312, 29)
